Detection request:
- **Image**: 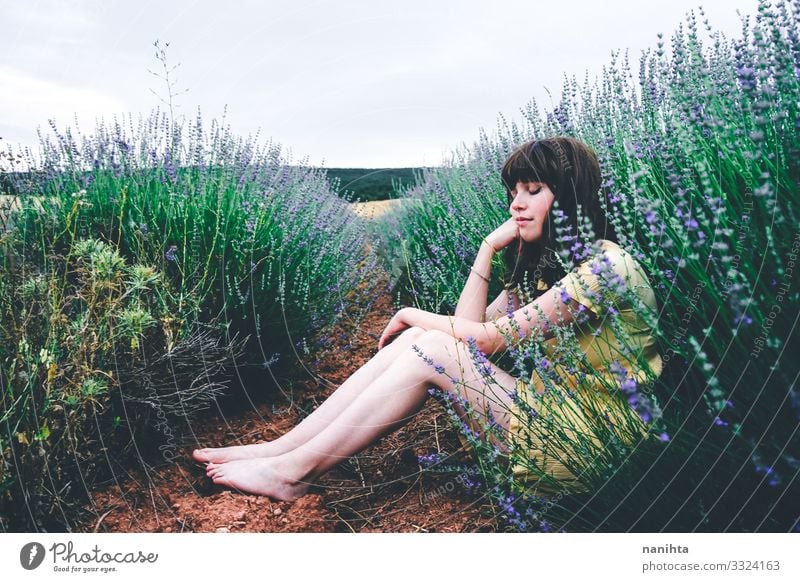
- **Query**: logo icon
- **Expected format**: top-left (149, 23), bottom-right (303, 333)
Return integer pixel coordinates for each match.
top-left (20, 542), bottom-right (46, 570)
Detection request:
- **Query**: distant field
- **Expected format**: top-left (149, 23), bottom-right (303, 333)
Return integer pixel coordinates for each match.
top-left (326, 167), bottom-right (427, 202)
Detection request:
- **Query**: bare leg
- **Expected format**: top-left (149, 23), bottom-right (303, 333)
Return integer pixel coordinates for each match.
top-left (193, 326), bottom-right (427, 463)
top-left (205, 330), bottom-right (519, 500)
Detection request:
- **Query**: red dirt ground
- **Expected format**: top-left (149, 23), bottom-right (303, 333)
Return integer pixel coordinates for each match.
top-left (80, 244), bottom-right (504, 533)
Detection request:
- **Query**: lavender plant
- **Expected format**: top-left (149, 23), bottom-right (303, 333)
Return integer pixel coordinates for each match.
top-left (0, 233), bottom-right (247, 531)
top-left (393, 0), bottom-right (799, 532)
top-left (0, 107), bottom-right (381, 530)
top-left (4, 108), bottom-right (380, 371)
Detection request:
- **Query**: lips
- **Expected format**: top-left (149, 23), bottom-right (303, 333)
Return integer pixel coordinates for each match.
top-left (515, 218), bottom-right (532, 223)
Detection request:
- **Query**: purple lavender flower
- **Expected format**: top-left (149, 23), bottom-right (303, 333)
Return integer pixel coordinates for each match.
top-left (498, 494), bottom-right (521, 523)
top-left (417, 452), bottom-right (446, 467)
top-left (609, 360), bottom-right (628, 380)
top-left (462, 475), bottom-right (481, 492)
top-left (752, 454), bottom-right (781, 487)
top-left (736, 65), bottom-right (756, 91)
top-left (465, 336), bottom-right (494, 378)
top-left (262, 353), bottom-right (280, 368)
top-left (620, 377), bottom-right (637, 393)
top-left (165, 244), bottom-right (178, 262)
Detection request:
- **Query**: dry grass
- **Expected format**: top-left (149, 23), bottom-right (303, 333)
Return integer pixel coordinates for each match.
top-left (349, 198), bottom-right (415, 220)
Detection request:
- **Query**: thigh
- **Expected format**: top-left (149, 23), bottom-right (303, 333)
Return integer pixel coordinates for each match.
top-left (412, 329), bottom-right (519, 453)
top-left (357, 325), bottom-right (426, 375)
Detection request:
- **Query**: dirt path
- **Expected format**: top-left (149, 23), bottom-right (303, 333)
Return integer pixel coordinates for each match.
top-left (81, 230), bottom-right (501, 533)
top-left (348, 198), bottom-right (419, 220)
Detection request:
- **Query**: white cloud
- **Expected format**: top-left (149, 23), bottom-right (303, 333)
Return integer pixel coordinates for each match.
top-left (1, 0), bottom-right (762, 167)
top-left (0, 67), bottom-right (128, 144)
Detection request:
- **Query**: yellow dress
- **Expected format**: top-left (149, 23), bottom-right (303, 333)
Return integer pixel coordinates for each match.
top-left (458, 239), bottom-right (664, 496)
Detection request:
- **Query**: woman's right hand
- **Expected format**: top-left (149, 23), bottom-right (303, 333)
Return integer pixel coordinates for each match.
top-left (485, 217), bottom-right (521, 252)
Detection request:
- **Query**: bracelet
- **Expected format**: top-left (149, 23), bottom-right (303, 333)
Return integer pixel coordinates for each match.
top-left (482, 238), bottom-right (498, 253)
top-left (470, 266), bottom-right (490, 283)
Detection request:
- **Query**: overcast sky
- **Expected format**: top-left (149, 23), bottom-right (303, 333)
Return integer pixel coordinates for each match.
top-left (3, 0), bottom-right (759, 168)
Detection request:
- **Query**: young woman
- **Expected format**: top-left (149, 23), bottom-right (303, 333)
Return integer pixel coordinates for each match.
top-left (193, 136), bottom-right (663, 500)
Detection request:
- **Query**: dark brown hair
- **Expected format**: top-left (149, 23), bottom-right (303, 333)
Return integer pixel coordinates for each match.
top-left (499, 136), bottom-right (618, 300)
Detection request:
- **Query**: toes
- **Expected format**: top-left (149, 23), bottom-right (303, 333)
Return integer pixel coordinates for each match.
top-left (211, 474), bottom-right (231, 488)
top-left (193, 448), bottom-right (211, 461)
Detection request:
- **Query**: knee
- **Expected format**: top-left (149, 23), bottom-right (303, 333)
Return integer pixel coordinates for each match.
top-left (399, 326), bottom-right (426, 340)
top-left (418, 329), bottom-right (453, 342)
top-left (414, 329), bottom-right (459, 352)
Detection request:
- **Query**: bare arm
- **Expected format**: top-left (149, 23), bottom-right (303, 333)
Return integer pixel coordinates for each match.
top-left (484, 288), bottom-right (521, 322)
top-left (453, 217), bottom-right (524, 322)
top-left (394, 286), bottom-right (591, 357)
top-left (453, 240), bottom-right (495, 321)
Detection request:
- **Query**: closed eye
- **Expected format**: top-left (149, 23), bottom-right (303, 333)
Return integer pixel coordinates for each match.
top-left (508, 183), bottom-right (543, 201)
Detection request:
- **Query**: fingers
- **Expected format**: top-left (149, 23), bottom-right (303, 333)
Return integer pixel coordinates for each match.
top-left (378, 335), bottom-right (391, 351)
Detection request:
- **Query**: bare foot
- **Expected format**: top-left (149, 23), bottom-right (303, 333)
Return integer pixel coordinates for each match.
top-left (205, 457), bottom-right (311, 500)
top-left (192, 441), bottom-right (276, 463)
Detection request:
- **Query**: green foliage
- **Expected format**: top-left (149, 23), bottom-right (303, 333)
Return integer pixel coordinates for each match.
top-left (391, 1), bottom-right (799, 531)
top-left (326, 167), bottom-right (425, 202)
top-left (0, 100), bottom-right (387, 530)
top-left (0, 234), bottom-right (243, 531)
top-left (6, 110), bottom-right (381, 375)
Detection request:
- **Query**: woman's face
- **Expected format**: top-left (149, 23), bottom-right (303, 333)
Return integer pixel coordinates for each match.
top-left (509, 180), bottom-right (556, 243)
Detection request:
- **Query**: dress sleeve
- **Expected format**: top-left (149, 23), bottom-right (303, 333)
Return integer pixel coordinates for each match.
top-left (555, 246), bottom-right (642, 318)
top-left (556, 257), bottom-right (605, 318)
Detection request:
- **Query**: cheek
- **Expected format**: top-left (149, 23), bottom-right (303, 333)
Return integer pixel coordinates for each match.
top-left (534, 199), bottom-right (552, 218)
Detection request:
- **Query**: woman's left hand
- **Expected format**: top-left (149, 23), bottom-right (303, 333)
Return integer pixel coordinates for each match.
top-left (378, 308), bottom-right (412, 350)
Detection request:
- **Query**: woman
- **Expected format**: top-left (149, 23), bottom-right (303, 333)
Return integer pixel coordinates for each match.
top-left (193, 136), bottom-right (663, 500)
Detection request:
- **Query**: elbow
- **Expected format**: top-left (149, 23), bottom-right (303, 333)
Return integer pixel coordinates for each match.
top-left (476, 328), bottom-right (503, 356)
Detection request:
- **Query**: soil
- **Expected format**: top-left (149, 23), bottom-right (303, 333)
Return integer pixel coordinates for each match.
top-left (80, 234), bottom-right (503, 533)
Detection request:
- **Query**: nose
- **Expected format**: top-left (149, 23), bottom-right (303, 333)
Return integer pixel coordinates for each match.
top-left (510, 184), bottom-right (527, 211)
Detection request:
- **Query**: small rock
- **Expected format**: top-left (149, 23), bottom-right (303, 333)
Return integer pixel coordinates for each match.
top-left (234, 510), bottom-right (246, 521)
top-left (172, 503), bottom-right (181, 510)
top-left (273, 508), bottom-right (282, 516)
top-left (280, 518), bottom-right (289, 524)
top-left (215, 527), bottom-right (230, 533)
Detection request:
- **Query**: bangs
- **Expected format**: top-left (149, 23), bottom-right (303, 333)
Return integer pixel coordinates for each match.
top-left (500, 142), bottom-right (554, 193)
